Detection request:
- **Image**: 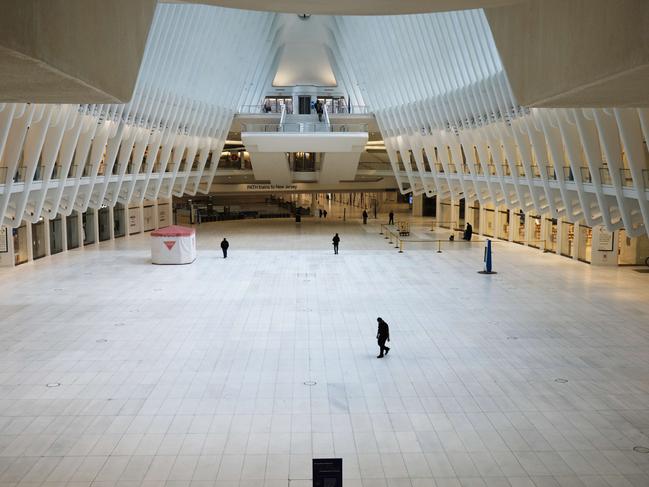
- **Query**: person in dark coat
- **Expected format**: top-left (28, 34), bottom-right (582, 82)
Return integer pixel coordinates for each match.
top-left (220, 238), bottom-right (229, 258)
top-left (323, 209), bottom-right (327, 219)
top-left (388, 211), bottom-right (394, 225)
top-left (362, 209), bottom-right (368, 224)
top-left (376, 317), bottom-right (390, 358)
top-left (463, 223), bottom-right (473, 241)
top-left (332, 233), bottom-right (340, 254)
top-left (319, 208), bottom-right (323, 218)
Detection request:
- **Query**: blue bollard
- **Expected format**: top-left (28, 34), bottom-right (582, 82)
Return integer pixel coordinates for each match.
top-left (478, 238), bottom-right (497, 274)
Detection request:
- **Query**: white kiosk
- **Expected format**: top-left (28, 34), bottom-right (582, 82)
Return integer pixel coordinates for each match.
top-left (150, 225), bottom-right (196, 264)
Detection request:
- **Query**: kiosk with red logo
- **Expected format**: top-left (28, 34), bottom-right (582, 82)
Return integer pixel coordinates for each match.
top-left (150, 225), bottom-right (196, 264)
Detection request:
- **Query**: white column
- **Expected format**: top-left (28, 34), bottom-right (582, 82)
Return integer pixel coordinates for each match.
top-left (61, 213), bottom-right (68, 252)
top-left (43, 218), bottom-right (51, 256)
top-left (93, 209), bottom-right (100, 245)
top-left (26, 221), bottom-right (34, 262)
top-left (78, 210), bottom-right (85, 248)
top-left (109, 206), bottom-right (115, 240)
top-left (590, 226), bottom-right (618, 266)
top-left (573, 220), bottom-right (581, 260)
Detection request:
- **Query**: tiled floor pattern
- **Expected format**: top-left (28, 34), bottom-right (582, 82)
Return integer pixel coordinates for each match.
top-left (1, 215), bottom-right (649, 487)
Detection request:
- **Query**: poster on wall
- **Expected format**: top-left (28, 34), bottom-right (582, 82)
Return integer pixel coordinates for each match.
top-left (0, 227), bottom-right (7, 253)
top-left (597, 227), bottom-right (614, 251)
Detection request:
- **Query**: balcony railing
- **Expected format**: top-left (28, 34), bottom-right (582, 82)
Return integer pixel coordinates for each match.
top-left (241, 123), bottom-right (368, 133)
top-left (599, 167), bottom-right (613, 185)
top-left (563, 166), bottom-right (574, 181)
top-left (620, 168), bottom-right (634, 187)
top-left (546, 165), bottom-right (556, 180)
top-left (580, 167), bottom-right (592, 183)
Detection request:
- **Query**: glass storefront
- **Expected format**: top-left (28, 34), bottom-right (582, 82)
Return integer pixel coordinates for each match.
top-left (514, 211), bottom-right (526, 243)
top-left (529, 214), bottom-right (542, 248)
top-left (49, 216), bottom-right (63, 255)
top-left (13, 225), bottom-right (28, 265)
top-left (66, 213), bottom-right (79, 250)
top-left (578, 225), bottom-right (592, 263)
top-left (32, 220), bottom-right (47, 259)
top-left (470, 205), bottom-right (480, 233)
top-left (98, 207), bottom-right (111, 241)
top-left (83, 209), bottom-right (95, 245)
top-left (545, 218), bottom-right (558, 252)
top-left (113, 203), bottom-right (126, 238)
top-left (560, 221), bottom-right (575, 258)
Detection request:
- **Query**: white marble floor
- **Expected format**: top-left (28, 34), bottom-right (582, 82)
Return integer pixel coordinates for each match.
top-left (1, 216), bottom-right (649, 487)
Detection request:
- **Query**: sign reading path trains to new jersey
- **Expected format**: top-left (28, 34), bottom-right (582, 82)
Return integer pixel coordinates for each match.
top-left (246, 184), bottom-right (298, 191)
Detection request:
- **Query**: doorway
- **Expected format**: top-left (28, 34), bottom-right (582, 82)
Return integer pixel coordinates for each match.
top-left (298, 96), bottom-right (312, 115)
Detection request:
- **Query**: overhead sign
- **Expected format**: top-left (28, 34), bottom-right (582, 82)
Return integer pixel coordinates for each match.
top-left (597, 227), bottom-right (614, 251)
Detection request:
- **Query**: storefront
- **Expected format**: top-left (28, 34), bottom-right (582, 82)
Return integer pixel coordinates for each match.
top-left (32, 220), bottom-right (47, 259)
top-left (483, 208), bottom-right (495, 237)
top-left (144, 204), bottom-right (156, 231)
top-left (158, 203), bottom-right (170, 227)
top-left (497, 209), bottom-right (510, 240)
top-left (529, 214), bottom-right (542, 248)
top-left (13, 225), bottom-right (28, 265)
top-left (83, 209), bottom-right (96, 245)
top-left (578, 225), bottom-right (592, 263)
top-left (456, 198), bottom-right (465, 229)
top-left (469, 204), bottom-right (480, 233)
top-left (439, 201), bottom-right (452, 227)
top-left (98, 207), bottom-right (111, 241)
top-left (560, 221), bottom-right (575, 258)
top-left (113, 203), bottom-right (126, 238)
top-left (49, 216), bottom-right (63, 255)
top-left (513, 211), bottom-right (525, 243)
top-left (545, 218), bottom-right (558, 252)
top-left (66, 213), bottom-right (80, 250)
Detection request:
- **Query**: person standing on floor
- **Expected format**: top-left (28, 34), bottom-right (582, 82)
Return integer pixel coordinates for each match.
top-left (323, 209), bottom-right (327, 219)
top-left (376, 317), bottom-right (390, 358)
top-left (319, 208), bottom-right (323, 218)
top-left (332, 233), bottom-right (340, 254)
top-left (388, 211), bottom-right (394, 225)
top-left (220, 238), bottom-right (229, 258)
top-left (463, 222), bottom-right (473, 241)
top-left (362, 209), bottom-right (368, 224)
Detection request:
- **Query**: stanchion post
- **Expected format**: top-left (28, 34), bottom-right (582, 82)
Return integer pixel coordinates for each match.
top-left (399, 240), bottom-right (403, 253)
top-left (379, 224), bottom-right (383, 235)
top-left (388, 231), bottom-right (393, 244)
top-left (478, 239), bottom-right (497, 274)
top-left (437, 240), bottom-right (442, 253)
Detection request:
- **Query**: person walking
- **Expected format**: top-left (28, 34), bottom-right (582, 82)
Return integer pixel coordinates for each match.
top-left (319, 208), bottom-right (323, 218)
top-left (220, 238), bottom-right (229, 258)
top-left (362, 209), bottom-right (368, 224)
top-left (388, 211), bottom-right (394, 225)
top-left (316, 100), bottom-right (324, 122)
top-left (376, 317), bottom-right (390, 358)
top-left (323, 209), bottom-right (327, 219)
top-left (332, 233), bottom-right (340, 254)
